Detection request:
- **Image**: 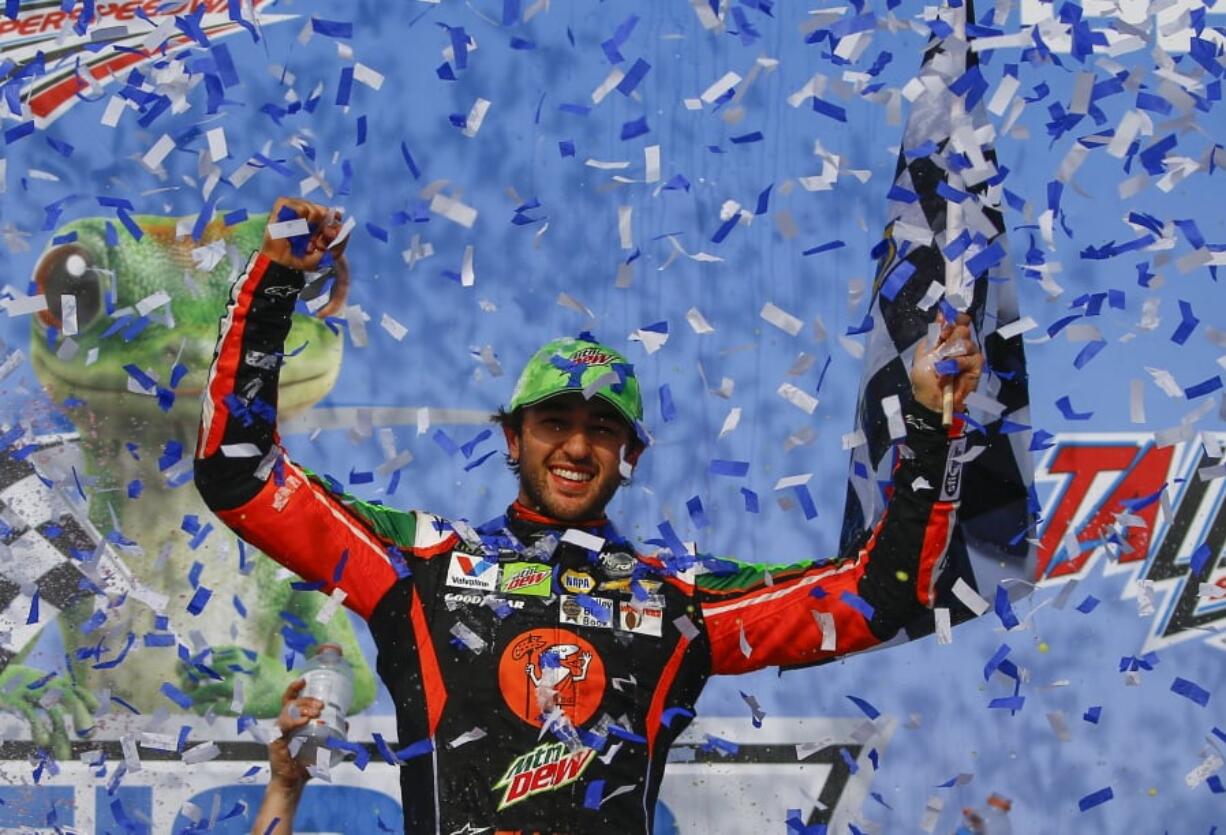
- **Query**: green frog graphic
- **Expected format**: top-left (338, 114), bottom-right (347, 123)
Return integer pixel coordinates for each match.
top-left (2, 214), bottom-right (376, 757)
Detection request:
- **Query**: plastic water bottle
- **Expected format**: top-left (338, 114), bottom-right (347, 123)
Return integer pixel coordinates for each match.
top-left (291, 643), bottom-right (354, 768)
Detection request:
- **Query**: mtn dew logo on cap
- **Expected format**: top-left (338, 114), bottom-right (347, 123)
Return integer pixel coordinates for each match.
top-left (508, 335), bottom-right (643, 428)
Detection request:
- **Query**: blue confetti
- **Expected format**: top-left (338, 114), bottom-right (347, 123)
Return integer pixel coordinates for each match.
top-left (659, 384), bottom-right (676, 422)
top-left (1170, 676), bottom-right (1210, 707)
top-left (1171, 299), bottom-right (1199, 345)
top-left (1055, 396), bottom-right (1093, 421)
top-left (846, 694), bottom-right (880, 720)
top-left (839, 590), bottom-right (874, 620)
top-left (709, 459), bottom-right (749, 477)
top-left (994, 584), bottom-right (1019, 629)
top-left (584, 779), bottom-right (605, 810)
top-left (160, 682), bottom-right (193, 710)
top-left (740, 487), bottom-right (759, 513)
top-left (1078, 786), bottom-right (1113, 811)
top-left (312, 17), bottom-right (353, 38)
top-left (1075, 595), bottom-right (1100, 613)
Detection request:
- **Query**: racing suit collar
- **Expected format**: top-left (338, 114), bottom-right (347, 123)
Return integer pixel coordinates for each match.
top-left (508, 500), bottom-right (608, 530)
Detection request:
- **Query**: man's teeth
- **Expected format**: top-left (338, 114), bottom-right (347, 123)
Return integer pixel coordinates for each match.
top-left (552, 467), bottom-right (593, 483)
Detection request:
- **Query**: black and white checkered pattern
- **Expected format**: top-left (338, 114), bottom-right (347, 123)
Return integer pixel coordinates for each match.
top-left (841, 5), bottom-right (1036, 620)
top-left (0, 434), bottom-right (133, 670)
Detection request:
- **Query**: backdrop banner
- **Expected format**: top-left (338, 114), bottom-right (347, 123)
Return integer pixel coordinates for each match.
top-left (0, 1), bottom-right (1222, 832)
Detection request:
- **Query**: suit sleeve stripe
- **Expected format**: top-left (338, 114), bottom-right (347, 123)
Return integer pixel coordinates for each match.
top-left (197, 253), bottom-right (269, 458)
top-left (409, 588), bottom-right (448, 737)
top-left (700, 558), bottom-right (862, 618)
top-left (645, 636), bottom-right (690, 753)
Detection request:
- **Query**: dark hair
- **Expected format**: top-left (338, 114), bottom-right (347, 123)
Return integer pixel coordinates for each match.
top-left (492, 407), bottom-right (522, 475)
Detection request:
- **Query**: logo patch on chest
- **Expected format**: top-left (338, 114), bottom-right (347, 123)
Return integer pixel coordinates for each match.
top-left (559, 594), bottom-right (614, 629)
top-left (499, 562), bottom-right (552, 596)
top-left (446, 551), bottom-right (499, 591)
top-left (617, 594), bottom-right (664, 637)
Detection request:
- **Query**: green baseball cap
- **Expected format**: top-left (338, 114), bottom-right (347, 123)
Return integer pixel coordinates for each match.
top-left (508, 336), bottom-right (643, 428)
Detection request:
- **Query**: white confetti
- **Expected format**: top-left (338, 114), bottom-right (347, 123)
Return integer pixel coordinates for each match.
top-left (135, 290), bottom-right (171, 316)
top-left (182, 741), bottom-right (221, 765)
top-left (353, 62), bottom-right (385, 90)
top-left (700, 71), bottom-right (742, 103)
top-left (1130, 379), bottom-right (1146, 424)
top-left (140, 133), bottom-right (176, 172)
top-left (718, 407), bottom-right (741, 439)
top-left (462, 97), bottom-right (491, 138)
top-left (841, 429), bottom-right (866, 450)
top-left (618, 205), bottom-right (633, 250)
top-left (315, 587), bottom-right (347, 625)
top-left (592, 66), bottom-right (625, 103)
top-left (206, 127), bottom-right (228, 162)
top-left (813, 611), bottom-right (836, 652)
top-left (673, 615), bottom-right (699, 640)
top-left (934, 607), bottom-right (952, 645)
top-left (882, 394), bottom-right (906, 439)
top-left (760, 302), bottom-right (803, 336)
top-left (644, 145), bottom-right (661, 183)
top-left (59, 295), bottom-right (78, 336)
top-left (448, 727), bottom-right (487, 748)
top-left (777, 383), bottom-right (818, 414)
top-left (686, 307), bottom-right (714, 334)
top-left (220, 443), bottom-right (263, 458)
top-left (737, 620), bottom-right (752, 658)
top-left (951, 578), bottom-right (990, 616)
top-left (996, 316), bottom-right (1038, 340)
top-left (561, 528), bottom-right (605, 552)
top-left (556, 292), bottom-right (594, 319)
top-left (461, 244), bottom-right (476, 287)
top-left (774, 473), bottom-right (812, 490)
top-left (267, 219), bottom-right (310, 239)
top-left (429, 193), bottom-right (478, 228)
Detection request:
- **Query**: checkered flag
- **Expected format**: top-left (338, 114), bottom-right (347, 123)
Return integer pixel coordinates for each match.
top-left (0, 434), bottom-right (135, 669)
top-left (840, 0), bottom-right (1036, 629)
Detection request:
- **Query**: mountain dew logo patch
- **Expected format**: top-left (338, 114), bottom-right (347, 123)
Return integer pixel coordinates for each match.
top-left (499, 562), bottom-right (552, 596)
top-left (570, 347), bottom-right (617, 367)
top-left (494, 742), bottom-right (596, 810)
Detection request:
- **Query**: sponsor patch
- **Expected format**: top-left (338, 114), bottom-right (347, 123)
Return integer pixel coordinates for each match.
top-left (618, 594), bottom-right (664, 637)
top-left (498, 628), bottom-right (606, 728)
top-left (494, 741), bottom-right (596, 810)
top-left (599, 577), bottom-right (662, 595)
top-left (446, 551), bottom-right (499, 592)
top-left (560, 569), bottom-right (595, 594)
top-left (499, 562), bottom-right (552, 596)
top-left (444, 592), bottom-right (524, 610)
top-left (559, 594), bottom-right (614, 629)
top-left (570, 346), bottom-right (616, 366)
top-left (598, 550), bottom-right (637, 578)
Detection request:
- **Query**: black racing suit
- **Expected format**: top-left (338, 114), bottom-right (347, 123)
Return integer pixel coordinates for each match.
top-left (194, 254), bottom-right (967, 834)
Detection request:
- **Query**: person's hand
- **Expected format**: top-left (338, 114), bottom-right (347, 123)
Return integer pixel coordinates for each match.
top-left (269, 678), bottom-right (322, 789)
top-left (0, 664), bottom-right (98, 760)
top-left (910, 311), bottom-right (983, 414)
top-left (259, 197), bottom-right (348, 273)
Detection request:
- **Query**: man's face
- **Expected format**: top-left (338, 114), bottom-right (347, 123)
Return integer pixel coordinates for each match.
top-left (504, 394), bottom-right (642, 522)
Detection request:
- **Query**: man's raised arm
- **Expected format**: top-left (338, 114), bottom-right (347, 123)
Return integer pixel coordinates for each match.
top-left (696, 313), bottom-right (982, 674)
top-left (193, 198), bottom-right (403, 621)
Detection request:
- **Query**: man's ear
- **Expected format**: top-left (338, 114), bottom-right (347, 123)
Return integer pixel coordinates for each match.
top-left (625, 443), bottom-right (644, 467)
top-left (502, 424), bottom-right (521, 461)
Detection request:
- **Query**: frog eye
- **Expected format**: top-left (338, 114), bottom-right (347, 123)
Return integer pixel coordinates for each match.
top-left (34, 244), bottom-right (102, 331)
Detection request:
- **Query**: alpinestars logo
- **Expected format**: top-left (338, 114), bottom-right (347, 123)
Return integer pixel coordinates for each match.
top-left (1035, 433), bottom-right (1226, 653)
top-left (493, 742), bottom-right (596, 810)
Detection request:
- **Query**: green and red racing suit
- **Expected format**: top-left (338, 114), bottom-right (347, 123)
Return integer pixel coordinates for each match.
top-left (194, 253), bottom-right (967, 835)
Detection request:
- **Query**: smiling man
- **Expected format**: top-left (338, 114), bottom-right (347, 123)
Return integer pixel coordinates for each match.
top-left (194, 198), bottom-right (982, 835)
